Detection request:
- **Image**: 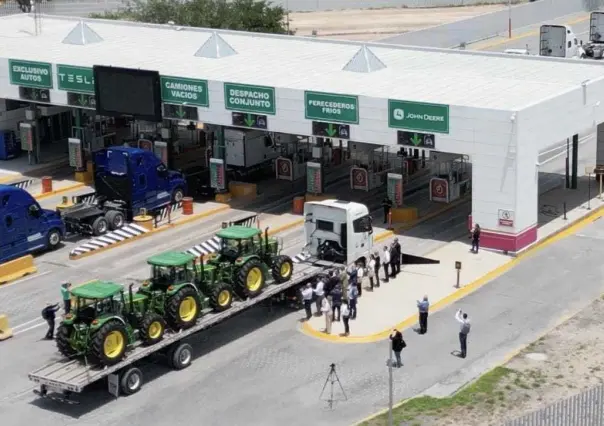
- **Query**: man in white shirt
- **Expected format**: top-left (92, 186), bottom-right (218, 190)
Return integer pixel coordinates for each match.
top-left (301, 283), bottom-right (314, 320)
top-left (314, 277), bottom-right (325, 314)
top-left (356, 262), bottom-right (364, 296)
top-left (321, 296), bottom-right (332, 334)
top-left (382, 246), bottom-right (391, 283)
top-left (455, 309), bottom-right (471, 358)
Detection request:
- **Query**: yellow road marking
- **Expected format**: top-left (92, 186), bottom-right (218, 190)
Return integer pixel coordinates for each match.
top-left (475, 15), bottom-right (589, 51)
top-left (301, 202), bottom-right (604, 344)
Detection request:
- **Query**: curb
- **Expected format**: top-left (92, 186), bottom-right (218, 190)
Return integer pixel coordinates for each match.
top-left (0, 255), bottom-right (37, 285)
top-left (301, 202), bottom-right (604, 344)
top-left (33, 182), bottom-right (85, 200)
top-left (69, 205), bottom-right (231, 260)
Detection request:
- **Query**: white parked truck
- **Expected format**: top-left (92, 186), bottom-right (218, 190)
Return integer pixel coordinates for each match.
top-left (224, 128), bottom-right (279, 175)
top-left (577, 12), bottom-right (604, 60)
top-left (539, 24), bottom-right (579, 58)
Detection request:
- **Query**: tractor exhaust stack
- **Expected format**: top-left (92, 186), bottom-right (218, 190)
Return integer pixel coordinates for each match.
top-left (128, 284), bottom-right (135, 313)
top-left (265, 227), bottom-right (269, 253)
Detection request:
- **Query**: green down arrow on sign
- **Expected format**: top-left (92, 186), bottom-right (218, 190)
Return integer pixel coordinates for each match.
top-left (325, 123), bottom-right (337, 137)
top-left (244, 114), bottom-right (255, 127)
top-left (411, 133), bottom-right (422, 146)
top-left (176, 105), bottom-right (186, 119)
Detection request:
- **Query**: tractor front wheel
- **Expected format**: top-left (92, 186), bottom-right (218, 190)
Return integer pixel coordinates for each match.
top-left (166, 287), bottom-right (201, 330)
top-left (140, 313), bottom-right (166, 345)
top-left (237, 259), bottom-right (265, 298)
top-left (56, 324), bottom-right (77, 358)
top-left (271, 255), bottom-right (294, 283)
top-left (90, 320), bottom-right (128, 366)
top-left (209, 282), bottom-right (234, 312)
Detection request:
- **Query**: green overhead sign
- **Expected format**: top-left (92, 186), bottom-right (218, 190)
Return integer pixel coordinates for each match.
top-left (57, 65), bottom-right (94, 93)
top-left (9, 59), bottom-right (53, 89)
top-left (304, 91), bottom-right (358, 124)
top-left (224, 83), bottom-right (276, 115)
top-left (388, 99), bottom-right (450, 134)
top-left (161, 76), bottom-right (209, 107)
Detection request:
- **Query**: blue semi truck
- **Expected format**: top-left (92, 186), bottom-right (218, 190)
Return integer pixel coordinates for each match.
top-left (0, 185), bottom-right (65, 264)
top-left (59, 146), bottom-right (187, 236)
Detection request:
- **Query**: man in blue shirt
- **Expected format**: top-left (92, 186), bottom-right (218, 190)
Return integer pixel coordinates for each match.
top-left (417, 295), bottom-right (429, 334)
top-left (347, 283), bottom-right (358, 320)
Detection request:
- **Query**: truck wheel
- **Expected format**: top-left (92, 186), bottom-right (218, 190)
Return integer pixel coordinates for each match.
top-left (47, 228), bottom-right (62, 250)
top-left (92, 217), bottom-right (109, 236)
top-left (56, 324), bottom-right (77, 358)
top-left (166, 287), bottom-right (200, 330)
top-left (271, 255), bottom-right (294, 283)
top-left (105, 210), bottom-right (125, 231)
top-left (120, 367), bottom-right (143, 395)
top-left (209, 282), bottom-right (233, 312)
top-left (237, 259), bottom-right (265, 298)
top-left (140, 313), bottom-right (166, 346)
top-left (172, 188), bottom-right (185, 203)
top-left (90, 320), bottom-right (128, 366)
top-left (167, 343), bottom-right (193, 370)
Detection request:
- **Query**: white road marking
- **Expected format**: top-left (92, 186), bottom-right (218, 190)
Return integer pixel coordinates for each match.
top-left (14, 321), bottom-right (46, 335)
top-left (0, 270), bottom-right (51, 291)
top-left (13, 317), bottom-right (43, 329)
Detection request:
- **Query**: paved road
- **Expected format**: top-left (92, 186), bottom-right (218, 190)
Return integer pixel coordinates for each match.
top-left (381, 0), bottom-right (590, 48)
top-left (2, 176), bottom-right (604, 426)
top-left (470, 10), bottom-right (591, 53)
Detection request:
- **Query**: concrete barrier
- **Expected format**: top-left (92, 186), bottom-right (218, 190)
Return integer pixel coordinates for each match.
top-left (0, 255), bottom-right (37, 285)
top-left (0, 314), bottom-right (13, 341)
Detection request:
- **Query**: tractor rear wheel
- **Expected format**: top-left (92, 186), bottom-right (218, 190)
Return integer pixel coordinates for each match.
top-left (271, 255), bottom-right (294, 283)
top-left (166, 287), bottom-right (200, 330)
top-left (237, 259), bottom-right (265, 298)
top-left (209, 282), bottom-right (233, 312)
top-left (140, 313), bottom-right (166, 345)
top-left (90, 320), bottom-right (128, 366)
top-left (56, 324), bottom-right (77, 358)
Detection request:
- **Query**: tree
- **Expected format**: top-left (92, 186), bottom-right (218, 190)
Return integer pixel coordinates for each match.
top-left (90, 0), bottom-right (291, 35)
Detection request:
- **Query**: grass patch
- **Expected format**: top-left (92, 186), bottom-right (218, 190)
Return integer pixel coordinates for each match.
top-left (361, 367), bottom-right (514, 425)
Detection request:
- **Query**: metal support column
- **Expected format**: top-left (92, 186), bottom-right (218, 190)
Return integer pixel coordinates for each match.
top-left (571, 133), bottom-right (579, 190)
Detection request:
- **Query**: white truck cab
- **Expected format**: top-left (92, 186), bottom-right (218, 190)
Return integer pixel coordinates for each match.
top-left (303, 199), bottom-right (373, 266)
top-left (539, 24), bottom-right (578, 58)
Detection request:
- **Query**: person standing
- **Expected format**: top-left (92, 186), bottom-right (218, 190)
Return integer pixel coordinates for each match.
top-left (389, 328), bottom-right (406, 367)
top-left (356, 262), bottom-right (364, 296)
top-left (455, 309), bottom-right (471, 358)
top-left (301, 283), bottom-right (314, 320)
top-left (60, 282), bottom-right (72, 314)
top-left (340, 267), bottom-right (349, 300)
top-left (382, 246), bottom-right (391, 282)
top-left (393, 238), bottom-right (402, 275)
top-left (341, 301), bottom-right (351, 336)
top-left (368, 254), bottom-right (377, 290)
top-left (417, 295), bottom-right (430, 334)
top-left (314, 276), bottom-right (325, 315)
top-left (41, 302), bottom-right (60, 340)
top-left (347, 264), bottom-right (358, 297)
top-left (382, 196), bottom-right (393, 224)
top-left (471, 224), bottom-right (481, 253)
top-left (321, 296), bottom-right (332, 334)
top-left (373, 251), bottom-right (381, 288)
top-left (389, 242), bottom-right (398, 278)
top-left (331, 284), bottom-right (342, 321)
top-left (348, 283), bottom-right (358, 319)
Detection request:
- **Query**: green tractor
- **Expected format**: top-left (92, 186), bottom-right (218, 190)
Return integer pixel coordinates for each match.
top-left (206, 225), bottom-right (294, 298)
top-left (56, 280), bottom-right (167, 366)
top-left (140, 251), bottom-right (235, 330)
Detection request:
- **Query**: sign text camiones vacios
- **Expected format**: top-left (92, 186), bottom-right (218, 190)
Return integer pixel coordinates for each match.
top-left (161, 76), bottom-right (209, 107)
top-left (224, 83), bottom-right (276, 115)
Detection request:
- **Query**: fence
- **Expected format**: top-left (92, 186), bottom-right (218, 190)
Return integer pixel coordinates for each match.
top-left (504, 383), bottom-right (604, 426)
top-left (0, 0), bottom-right (123, 18)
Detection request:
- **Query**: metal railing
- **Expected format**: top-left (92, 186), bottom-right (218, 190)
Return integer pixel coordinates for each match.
top-left (504, 383), bottom-right (604, 426)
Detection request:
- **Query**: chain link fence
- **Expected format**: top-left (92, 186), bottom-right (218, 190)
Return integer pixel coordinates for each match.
top-left (0, 0), bottom-right (123, 17)
top-left (505, 383), bottom-right (604, 426)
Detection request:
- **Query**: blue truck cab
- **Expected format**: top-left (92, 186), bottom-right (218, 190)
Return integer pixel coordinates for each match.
top-left (0, 185), bottom-right (65, 263)
top-left (60, 147), bottom-right (187, 236)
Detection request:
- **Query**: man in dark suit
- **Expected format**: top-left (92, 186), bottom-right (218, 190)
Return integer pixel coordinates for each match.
top-left (42, 302), bottom-right (61, 340)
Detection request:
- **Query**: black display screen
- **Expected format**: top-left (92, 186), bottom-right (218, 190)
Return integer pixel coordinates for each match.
top-left (93, 65), bottom-right (162, 122)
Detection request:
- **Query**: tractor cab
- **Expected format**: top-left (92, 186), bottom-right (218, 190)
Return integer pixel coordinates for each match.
top-left (146, 251), bottom-right (199, 287)
top-left (65, 280), bottom-right (125, 326)
top-left (213, 225), bottom-right (281, 264)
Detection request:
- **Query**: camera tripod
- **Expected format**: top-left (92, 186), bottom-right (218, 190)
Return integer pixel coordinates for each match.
top-left (319, 363), bottom-right (347, 409)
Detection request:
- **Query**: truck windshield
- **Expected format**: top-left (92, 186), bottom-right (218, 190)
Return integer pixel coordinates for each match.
top-left (352, 215), bottom-right (372, 233)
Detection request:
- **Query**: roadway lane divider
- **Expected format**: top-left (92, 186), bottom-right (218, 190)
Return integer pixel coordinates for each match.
top-left (0, 314), bottom-right (13, 341)
top-left (7, 178), bottom-right (35, 189)
top-left (0, 255), bottom-right (37, 285)
top-left (69, 203), bottom-right (231, 260)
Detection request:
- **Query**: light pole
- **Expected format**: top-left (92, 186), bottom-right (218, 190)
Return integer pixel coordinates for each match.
top-left (508, 0), bottom-right (512, 38)
top-left (388, 339), bottom-right (394, 426)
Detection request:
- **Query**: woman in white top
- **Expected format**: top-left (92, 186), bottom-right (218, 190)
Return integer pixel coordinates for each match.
top-left (368, 255), bottom-right (376, 290)
top-left (341, 302), bottom-right (350, 336)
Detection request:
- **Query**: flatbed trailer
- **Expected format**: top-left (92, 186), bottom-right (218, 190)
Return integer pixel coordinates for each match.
top-left (28, 260), bottom-right (333, 403)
